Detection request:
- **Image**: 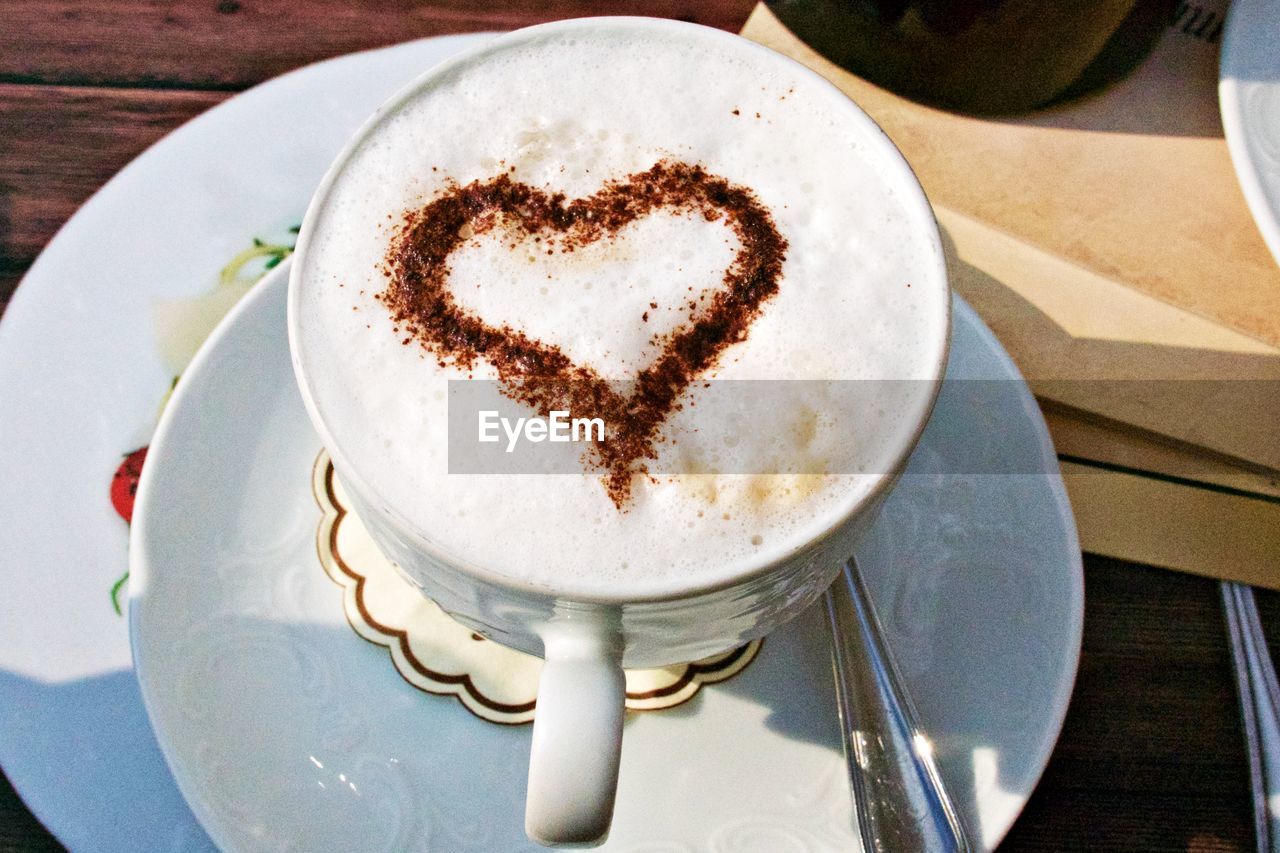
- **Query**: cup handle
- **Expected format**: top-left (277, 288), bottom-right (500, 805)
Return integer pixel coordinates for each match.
top-left (525, 624), bottom-right (626, 847)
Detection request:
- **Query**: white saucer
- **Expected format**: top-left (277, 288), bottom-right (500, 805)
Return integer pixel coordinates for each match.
top-left (1221, 0), bottom-right (1280, 267)
top-left (129, 258), bottom-right (1081, 851)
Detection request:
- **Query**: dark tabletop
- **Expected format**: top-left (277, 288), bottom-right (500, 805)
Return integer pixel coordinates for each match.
top-left (0, 2), bottom-right (1269, 850)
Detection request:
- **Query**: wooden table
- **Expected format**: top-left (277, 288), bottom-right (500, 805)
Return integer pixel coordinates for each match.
top-left (0, 2), bottom-right (1266, 850)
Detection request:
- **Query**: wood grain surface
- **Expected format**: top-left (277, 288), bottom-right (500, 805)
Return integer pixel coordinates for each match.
top-left (0, 83), bottom-right (227, 276)
top-left (1, 0), bottom-right (747, 89)
top-left (0, 2), bottom-right (1265, 850)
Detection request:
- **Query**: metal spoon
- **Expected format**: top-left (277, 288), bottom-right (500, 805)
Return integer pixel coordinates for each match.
top-left (825, 559), bottom-right (972, 852)
top-left (1221, 579), bottom-right (1280, 853)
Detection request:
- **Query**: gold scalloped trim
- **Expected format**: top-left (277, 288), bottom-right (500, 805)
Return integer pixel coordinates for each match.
top-left (312, 451), bottom-right (760, 725)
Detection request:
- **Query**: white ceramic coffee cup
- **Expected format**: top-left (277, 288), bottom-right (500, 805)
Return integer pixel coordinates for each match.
top-left (288, 16), bottom-right (949, 848)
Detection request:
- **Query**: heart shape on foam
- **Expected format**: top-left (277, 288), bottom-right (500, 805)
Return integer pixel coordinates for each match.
top-left (380, 159), bottom-right (788, 505)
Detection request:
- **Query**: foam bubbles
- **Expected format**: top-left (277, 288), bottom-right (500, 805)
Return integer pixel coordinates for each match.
top-left (295, 22), bottom-right (948, 598)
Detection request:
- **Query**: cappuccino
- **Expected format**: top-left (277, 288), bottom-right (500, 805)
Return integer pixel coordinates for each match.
top-left (292, 22), bottom-right (948, 598)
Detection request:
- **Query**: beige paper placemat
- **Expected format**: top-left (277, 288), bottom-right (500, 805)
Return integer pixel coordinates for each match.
top-left (1048, 409), bottom-right (1280, 588)
top-left (743, 2), bottom-right (1280, 473)
top-left (1045, 405), bottom-right (1280, 498)
top-left (1060, 459), bottom-right (1280, 588)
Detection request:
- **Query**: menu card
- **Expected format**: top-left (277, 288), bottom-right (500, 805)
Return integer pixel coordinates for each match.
top-left (743, 1), bottom-right (1280, 586)
top-left (742, 1), bottom-right (1280, 472)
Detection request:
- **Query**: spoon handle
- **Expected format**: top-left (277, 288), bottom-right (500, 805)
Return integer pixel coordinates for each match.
top-left (1221, 580), bottom-right (1280, 853)
top-left (825, 559), bottom-right (972, 853)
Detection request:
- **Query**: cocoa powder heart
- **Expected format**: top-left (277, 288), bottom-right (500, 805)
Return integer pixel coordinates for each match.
top-left (380, 159), bottom-right (788, 506)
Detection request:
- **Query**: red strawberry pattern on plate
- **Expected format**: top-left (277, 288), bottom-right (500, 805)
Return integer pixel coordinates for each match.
top-left (107, 232), bottom-right (295, 614)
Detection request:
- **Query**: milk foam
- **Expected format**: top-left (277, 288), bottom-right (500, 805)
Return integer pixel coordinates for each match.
top-left (293, 21), bottom-right (949, 598)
